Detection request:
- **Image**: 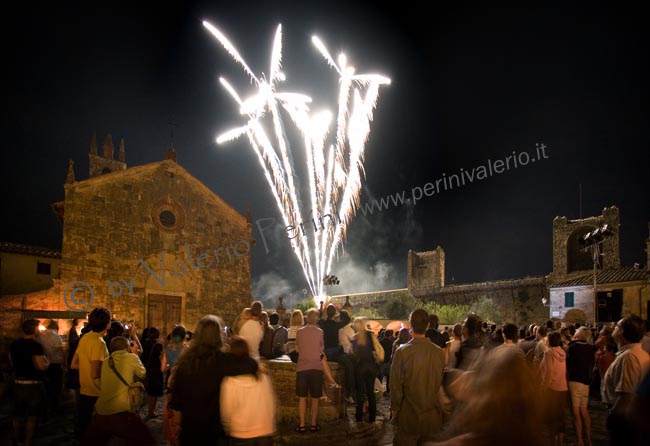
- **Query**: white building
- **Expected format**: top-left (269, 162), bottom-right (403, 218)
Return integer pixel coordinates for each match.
top-left (549, 266), bottom-right (650, 324)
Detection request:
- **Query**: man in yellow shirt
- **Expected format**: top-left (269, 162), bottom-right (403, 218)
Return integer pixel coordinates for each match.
top-left (72, 307), bottom-right (111, 439)
top-left (82, 336), bottom-right (154, 445)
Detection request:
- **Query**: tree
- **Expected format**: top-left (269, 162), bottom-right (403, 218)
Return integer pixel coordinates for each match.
top-left (364, 294), bottom-right (503, 325)
top-left (411, 299), bottom-right (471, 325)
top-left (412, 299), bottom-right (435, 313)
top-left (294, 298), bottom-right (317, 315)
top-left (355, 306), bottom-right (383, 319)
top-left (469, 297), bottom-right (502, 324)
top-left (435, 303), bottom-right (472, 325)
top-left (383, 291), bottom-right (417, 320)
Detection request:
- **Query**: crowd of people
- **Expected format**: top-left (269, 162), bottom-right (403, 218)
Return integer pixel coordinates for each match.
top-left (6, 302), bottom-right (650, 446)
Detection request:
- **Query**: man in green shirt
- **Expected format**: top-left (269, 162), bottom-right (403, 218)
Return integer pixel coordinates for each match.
top-left (82, 336), bottom-right (154, 445)
top-left (390, 309), bottom-right (445, 446)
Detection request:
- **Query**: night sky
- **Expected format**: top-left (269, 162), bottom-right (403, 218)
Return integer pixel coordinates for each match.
top-left (5, 2), bottom-right (649, 306)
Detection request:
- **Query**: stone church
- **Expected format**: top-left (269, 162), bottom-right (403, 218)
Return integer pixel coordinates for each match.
top-left (1, 133), bottom-right (253, 337)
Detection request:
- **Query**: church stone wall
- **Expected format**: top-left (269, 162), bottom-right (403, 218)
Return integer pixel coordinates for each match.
top-left (60, 160), bottom-right (253, 329)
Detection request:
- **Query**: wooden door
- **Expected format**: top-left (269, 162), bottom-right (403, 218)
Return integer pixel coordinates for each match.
top-left (596, 289), bottom-right (623, 323)
top-left (147, 294), bottom-right (182, 338)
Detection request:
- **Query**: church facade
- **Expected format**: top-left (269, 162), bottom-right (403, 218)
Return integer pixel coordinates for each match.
top-left (1, 133), bottom-right (253, 337)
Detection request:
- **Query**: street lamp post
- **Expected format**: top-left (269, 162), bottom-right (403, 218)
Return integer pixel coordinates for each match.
top-left (590, 243), bottom-right (600, 325)
top-left (580, 224), bottom-right (615, 325)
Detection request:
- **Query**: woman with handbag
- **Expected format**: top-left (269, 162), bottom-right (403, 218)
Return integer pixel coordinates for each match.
top-left (351, 317), bottom-right (384, 423)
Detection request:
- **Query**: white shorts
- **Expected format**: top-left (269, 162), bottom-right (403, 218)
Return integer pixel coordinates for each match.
top-left (568, 381), bottom-right (589, 408)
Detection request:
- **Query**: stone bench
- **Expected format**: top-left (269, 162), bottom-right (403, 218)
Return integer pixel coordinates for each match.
top-left (262, 356), bottom-right (346, 423)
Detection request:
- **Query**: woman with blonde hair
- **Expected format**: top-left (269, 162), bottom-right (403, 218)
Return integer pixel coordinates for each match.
top-left (286, 309), bottom-right (304, 361)
top-left (351, 317), bottom-right (382, 423)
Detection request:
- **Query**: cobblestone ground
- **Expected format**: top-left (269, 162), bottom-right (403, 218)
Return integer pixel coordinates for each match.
top-left (0, 388), bottom-right (609, 446)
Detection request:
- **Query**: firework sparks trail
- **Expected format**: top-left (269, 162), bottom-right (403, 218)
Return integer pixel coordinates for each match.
top-left (203, 21), bottom-right (390, 298)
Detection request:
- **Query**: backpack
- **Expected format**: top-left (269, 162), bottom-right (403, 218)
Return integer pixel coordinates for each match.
top-left (260, 326), bottom-right (276, 359)
top-left (271, 326), bottom-right (288, 358)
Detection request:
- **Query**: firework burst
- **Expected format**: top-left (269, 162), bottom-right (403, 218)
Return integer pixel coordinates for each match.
top-left (203, 21), bottom-right (390, 298)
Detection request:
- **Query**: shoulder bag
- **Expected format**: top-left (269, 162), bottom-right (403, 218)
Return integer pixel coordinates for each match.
top-left (108, 355), bottom-right (145, 412)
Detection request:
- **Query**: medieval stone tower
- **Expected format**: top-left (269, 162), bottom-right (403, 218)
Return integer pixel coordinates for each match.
top-left (550, 205), bottom-right (621, 283)
top-left (407, 246), bottom-right (445, 297)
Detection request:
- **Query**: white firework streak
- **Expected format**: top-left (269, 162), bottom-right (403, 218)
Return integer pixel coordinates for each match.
top-left (205, 21), bottom-right (389, 297)
top-left (313, 37), bottom-right (390, 294)
top-left (326, 89), bottom-right (372, 274)
top-left (269, 100), bottom-right (317, 292)
top-left (203, 21), bottom-right (258, 84)
top-left (207, 22), bottom-right (319, 294)
top-left (308, 111), bottom-right (332, 284)
top-left (267, 26), bottom-right (317, 290)
top-left (217, 81), bottom-right (308, 282)
top-left (215, 77), bottom-right (291, 214)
